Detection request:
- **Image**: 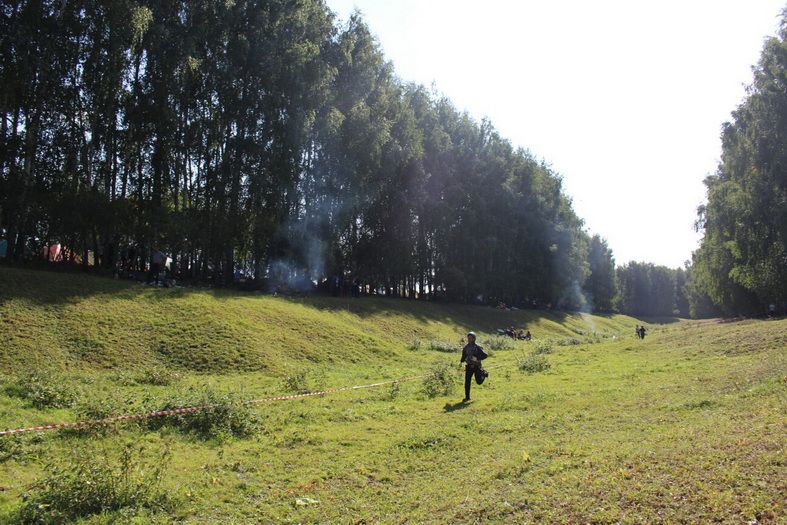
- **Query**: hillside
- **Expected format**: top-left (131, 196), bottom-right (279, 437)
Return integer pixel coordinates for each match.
top-left (0, 267), bottom-right (636, 374)
top-left (0, 267), bottom-right (784, 524)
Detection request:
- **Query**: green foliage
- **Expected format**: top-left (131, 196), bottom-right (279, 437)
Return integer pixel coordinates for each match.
top-left (532, 340), bottom-right (554, 354)
top-left (421, 363), bottom-right (456, 398)
top-left (689, 19), bottom-right (787, 316)
top-left (16, 443), bottom-right (171, 523)
top-left (0, 1), bottom-right (593, 310)
top-left (282, 369), bottom-right (325, 394)
top-left (4, 370), bottom-right (77, 409)
top-left (518, 354), bottom-right (551, 374)
top-left (0, 275), bottom-right (785, 523)
top-left (616, 262), bottom-right (679, 317)
top-left (136, 367), bottom-right (180, 386)
top-left (584, 235), bottom-right (618, 312)
top-left (282, 371), bottom-right (311, 393)
top-left (484, 336), bottom-right (513, 351)
top-left (428, 340), bottom-right (459, 353)
top-left (0, 433), bottom-right (41, 464)
top-left (147, 389), bottom-right (260, 439)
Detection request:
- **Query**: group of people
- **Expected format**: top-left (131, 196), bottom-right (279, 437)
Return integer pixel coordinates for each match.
top-left (634, 324), bottom-right (647, 339)
top-left (499, 326), bottom-right (532, 340)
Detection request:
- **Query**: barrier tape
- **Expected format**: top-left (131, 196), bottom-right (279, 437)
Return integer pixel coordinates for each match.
top-left (0, 364), bottom-right (509, 437)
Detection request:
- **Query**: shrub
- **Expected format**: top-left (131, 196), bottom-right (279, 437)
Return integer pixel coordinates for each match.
top-left (282, 371), bottom-right (310, 393)
top-left (421, 363), bottom-right (455, 398)
top-left (66, 395), bottom-right (138, 437)
top-left (5, 370), bottom-right (77, 409)
top-left (17, 443), bottom-right (171, 523)
top-left (148, 389), bottom-right (260, 439)
top-left (555, 337), bottom-right (583, 346)
top-left (388, 381), bottom-right (401, 400)
top-left (518, 354), bottom-right (551, 374)
top-left (428, 340), bottom-right (458, 353)
top-left (137, 367), bottom-right (180, 386)
top-left (532, 340), bottom-right (554, 355)
top-left (484, 336), bottom-right (513, 351)
top-left (0, 433), bottom-right (42, 464)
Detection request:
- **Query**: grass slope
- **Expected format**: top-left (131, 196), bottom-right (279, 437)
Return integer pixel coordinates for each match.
top-left (0, 267), bottom-right (784, 524)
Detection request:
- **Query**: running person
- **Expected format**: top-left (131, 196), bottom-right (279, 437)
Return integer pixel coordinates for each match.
top-left (460, 331), bottom-right (488, 402)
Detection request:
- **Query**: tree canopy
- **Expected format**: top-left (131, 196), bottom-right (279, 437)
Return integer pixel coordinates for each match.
top-left (689, 12), bottom-right (787, 316)
top-left (0, 0), bottom-right (600, 308)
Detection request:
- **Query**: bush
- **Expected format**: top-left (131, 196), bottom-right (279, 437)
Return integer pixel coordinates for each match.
top-left (5, 370), bottom-right (77, 409)
top-left (421, 363), bottom-right (455, 398)
top-left (428, 340), bottom-right (458, 353)
top-left (484, 336), bottom-right (513, 351)
top-left (17, 443), bottom-right (171, 523)
top-left (518, 354), bottom-right (551, 374)
top-left (282, 371), bottom-right (310, 393)
top-left (555, 337), bottom-right (583, 346)
top-left (148, 388), bottom-right (260, 439)
top-left (0, 433), bottom-right (42, 464)
top-left (532, 340), bottom-right (554, 355)
top-left (66, 396), bottom-right (138, 437)
top-left (137, 367), bottom-right (180, 386)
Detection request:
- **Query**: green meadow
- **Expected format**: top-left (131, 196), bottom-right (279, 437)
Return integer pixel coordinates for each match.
top-left (0, 267), bottom-right (784, 524)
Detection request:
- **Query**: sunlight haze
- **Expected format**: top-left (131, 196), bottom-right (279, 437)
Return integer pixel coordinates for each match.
top-left (326, 0), bottom-right (784, 268)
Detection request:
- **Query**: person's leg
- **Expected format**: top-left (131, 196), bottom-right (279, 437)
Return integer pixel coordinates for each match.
top-left (464, 367), bottom-right (472, 400)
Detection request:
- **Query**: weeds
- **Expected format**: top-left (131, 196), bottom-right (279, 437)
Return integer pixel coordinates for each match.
top-left (397, 433), bottom-right (454, 451)
top-left (4, 370), bottom-right (77, 409)
top-left (16, 443), bottom-right (171, 523)
top-left (65, 395), bottom-right (139, 437)
top-left (421, 363), bottom-right (455, 398)
top-left (518, 354), bottom-right (551, 374)
top-left (388, 381), bottom-right (401, 400)
top-left (532, 340), bottom-right (554, 355)
top-left (137, 367), bottom-right (180, 386)
top-left (282, 371), bottom-right (310, 393)
top-left (484, 336), bottom-right (513, 351)
top-left (148, 388), bottom-right (260, 439)
top-left (428, 340), bottom-right (458, 353)
top-left (0, 433), bottom-right (42, 464)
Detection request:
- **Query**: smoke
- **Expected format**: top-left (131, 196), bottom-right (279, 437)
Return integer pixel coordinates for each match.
top-left (267, 258), bottom-right (316, 293)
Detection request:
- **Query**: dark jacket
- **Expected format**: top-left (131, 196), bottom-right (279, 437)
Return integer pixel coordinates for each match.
top-left (461, 342), bottom-right (488, 367)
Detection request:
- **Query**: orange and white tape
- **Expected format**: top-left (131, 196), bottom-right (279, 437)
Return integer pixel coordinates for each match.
top-left (0, 373), bottom-right (429, 436)
top-left (0, 364), bottom-right (507, 437)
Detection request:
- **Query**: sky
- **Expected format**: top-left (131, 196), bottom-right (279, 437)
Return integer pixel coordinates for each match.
top-left (325, 0), bottom-right (784, 268)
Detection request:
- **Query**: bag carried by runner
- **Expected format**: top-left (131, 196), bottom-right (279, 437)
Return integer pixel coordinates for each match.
top-left (474, 367), bottom-right (488, 384)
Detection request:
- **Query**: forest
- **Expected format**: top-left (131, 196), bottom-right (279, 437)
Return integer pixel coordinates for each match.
top-left (0, 1), bottom-right (784, 317)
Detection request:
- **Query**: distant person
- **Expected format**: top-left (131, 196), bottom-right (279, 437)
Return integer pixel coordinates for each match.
top-left (638, 325), bottom-right (647, 340)
top-left (148, 246), bottom-right (165, 285)
top-left (635, 325), bottom-right (641, 339)
top-left (524, 330), bottom-right (532, 341)
top-left (460, 331), bottom-right (488, 402)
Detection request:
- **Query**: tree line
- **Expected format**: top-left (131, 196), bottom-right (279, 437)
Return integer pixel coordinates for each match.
top-left (687, 12), bottom-right (787, 317)
top-left (0, 0), bottom-right (605, 308)
top-left (2, 1), bottom-right (783, 318)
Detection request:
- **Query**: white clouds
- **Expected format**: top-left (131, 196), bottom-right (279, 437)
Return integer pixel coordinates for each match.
top-left (326, 0), bottom-right (782, 267)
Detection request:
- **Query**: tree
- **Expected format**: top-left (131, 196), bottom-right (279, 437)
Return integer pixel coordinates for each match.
top-left (690, 13), bottom-right (787, 316)
top-left (585, 235), bottom-right (617, 312)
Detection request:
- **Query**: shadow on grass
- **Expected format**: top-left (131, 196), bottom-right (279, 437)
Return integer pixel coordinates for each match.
top-left (443, 401), bottom-right (471, 412)
top-left (638, 316), bottom-right (682, 325)
top-left (0, 265), bottom-right (619, 337)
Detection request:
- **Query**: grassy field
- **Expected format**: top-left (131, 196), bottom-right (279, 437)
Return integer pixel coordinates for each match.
top-left (0, 266), bottom-right (784, 524)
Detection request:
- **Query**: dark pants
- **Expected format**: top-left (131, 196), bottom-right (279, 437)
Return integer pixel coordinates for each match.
top-left (148, 262), bottom-right (161, 284)
top-left (464, 366), bottom-right (474, 399)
